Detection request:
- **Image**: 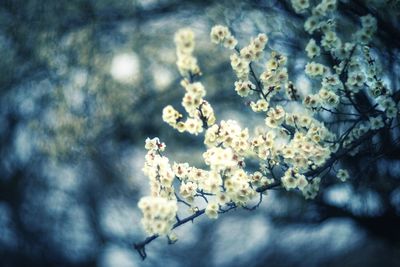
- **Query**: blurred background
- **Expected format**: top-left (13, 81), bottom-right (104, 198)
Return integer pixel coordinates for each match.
top-left (0, 0), bottom-right (400, 266)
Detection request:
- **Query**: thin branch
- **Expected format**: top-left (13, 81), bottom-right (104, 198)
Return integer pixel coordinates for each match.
top-left (175, 193), bottom-right (192, 207)
top-left (243, 193), bottom-right (263, 210)
top-left (249, 62), bottom-right (268, 100)
top-left (320, 107), bottom-right (361, 117)
top-left (133, 208), bottom-right (205, 260)
top-left (256, 180), bottom-right (281, 193)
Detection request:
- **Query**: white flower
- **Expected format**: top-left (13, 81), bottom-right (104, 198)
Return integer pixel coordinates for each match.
top-left (305, 62), bottom-right (326, 77)
top-left (173, 162), bottom-right (190, 179)
top-left (180, 181), bottom-right (198, 199)
top-left (174, 28), bottom-right (195, 53)
top-left (162, 105), bottom-right (181, 126)
top-left (321, 31), bottom-right (341, 51)
top-left (305, 39), bottom-right (321, 58)
top-left (185, 118), bottom-right (203, 135)
top-left (205, 202), bottom-right (219, 219)
top-left (304, 16), bottom-right (320, 34)
top-left (265, 106), bottom-right (285, 128)
top-left (291, 0), bottom-right (310, 13)
top-left (210, 25), bottom-right (230, 44)
top-left (185, 82), bottom-right (206, 97)
top-left (296, 174), bottom-right (309, 190)
top-left (250, 99), bottom-right (269, 112)
top-left (347, 72), bottom-right (365, 88)
top-left (336, 169), bottom-right (349, 182)
top-left (234, 80), bottom-right (255, 97)
top-left (361, 14), bottom-right (377, 32)
top-left (386, 106), bottom-right (398, 118)
top-left (223, 35), bottom-right (238, 50)
top-left (145, 137), bottom-right (165, 151)
top-left (282, 169), bottom-right (298, 190)
top-left (369, 116), bottom-right (384, 130)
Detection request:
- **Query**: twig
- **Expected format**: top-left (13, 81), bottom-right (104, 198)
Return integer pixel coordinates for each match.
top-left (256, 180), bottom-right (281, 193)
top-left (243, 193), bottom-right (263, 210)
top-left (133, 208), bottom-right (206, 260)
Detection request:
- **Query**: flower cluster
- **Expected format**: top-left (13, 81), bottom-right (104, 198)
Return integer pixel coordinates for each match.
top-left (174, 28), bottom-right (200, 78)
top-left (303, 0), bottom-right (337, 34)
top-left (305, 61), bottom-right (327, 77)
top-left (296, 0), bottom-right (398, 137)
top-left (259, 51), bottom-right (289, 99)
top-left (239, 33), bottom-right (269, 62)
top-left (139, 138), bottom-right (178, 236)
top-left (283, 124), bottom-right (335, 169)
top-left (210, 25), bottom-right (238, 49)
top-left (282, 168), bottom-right (308, 191)
top-left (162, 31), bottom-right (216, 135)
top-left (303, 75), bottom-right (341, 110)
top-left (138, 196), bottom-right (178, 236)
top-left (142, 138), bottom-right (174, 198)
top-left (265, 106), bottom-right (285, 128)
top-left (228, 32), bottom-right (268, 82)
top-left (304, 64), bottom-right (342, 109)
top-left (250, 99), bottom-right (269, 112)
top-left (354, 14), bottom-right (377, 44)
top-left (204, 120), bottom-right (250, 156)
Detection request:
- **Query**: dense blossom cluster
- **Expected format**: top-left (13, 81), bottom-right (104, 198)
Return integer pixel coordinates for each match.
top-left (139, 138), bottom-right (177, 235)
top-left (174, 28), bottom-right (200, 77)
top-left (138, 196), bottom-right (178, 236)
top-left (137, 0), bottom-right (399, 241)
top-left (210, 25), bottom-right (238, 49)
top-left (229, 31), bottom-right (268, 81)
top-left (162, 29), bottom-right (216, 136)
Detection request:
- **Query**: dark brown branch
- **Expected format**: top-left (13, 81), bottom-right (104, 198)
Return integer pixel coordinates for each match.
top-left (256, 180), bottom-right (281, 193)
top-left (133, 208), bottom-right (205, 260)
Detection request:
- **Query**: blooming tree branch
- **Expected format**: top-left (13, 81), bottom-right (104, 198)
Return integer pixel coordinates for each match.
top-left (134, 0), bottom-right (399, 260)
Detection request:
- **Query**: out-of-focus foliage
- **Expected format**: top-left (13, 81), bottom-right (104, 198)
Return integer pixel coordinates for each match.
top-left (0, 0), bottom-right (399, 267)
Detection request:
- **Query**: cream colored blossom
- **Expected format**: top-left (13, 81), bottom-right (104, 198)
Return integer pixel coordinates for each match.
top-left (336, 169), bottom-right (349, 182)
top-left (205, 202), bottom-right (219, 219)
